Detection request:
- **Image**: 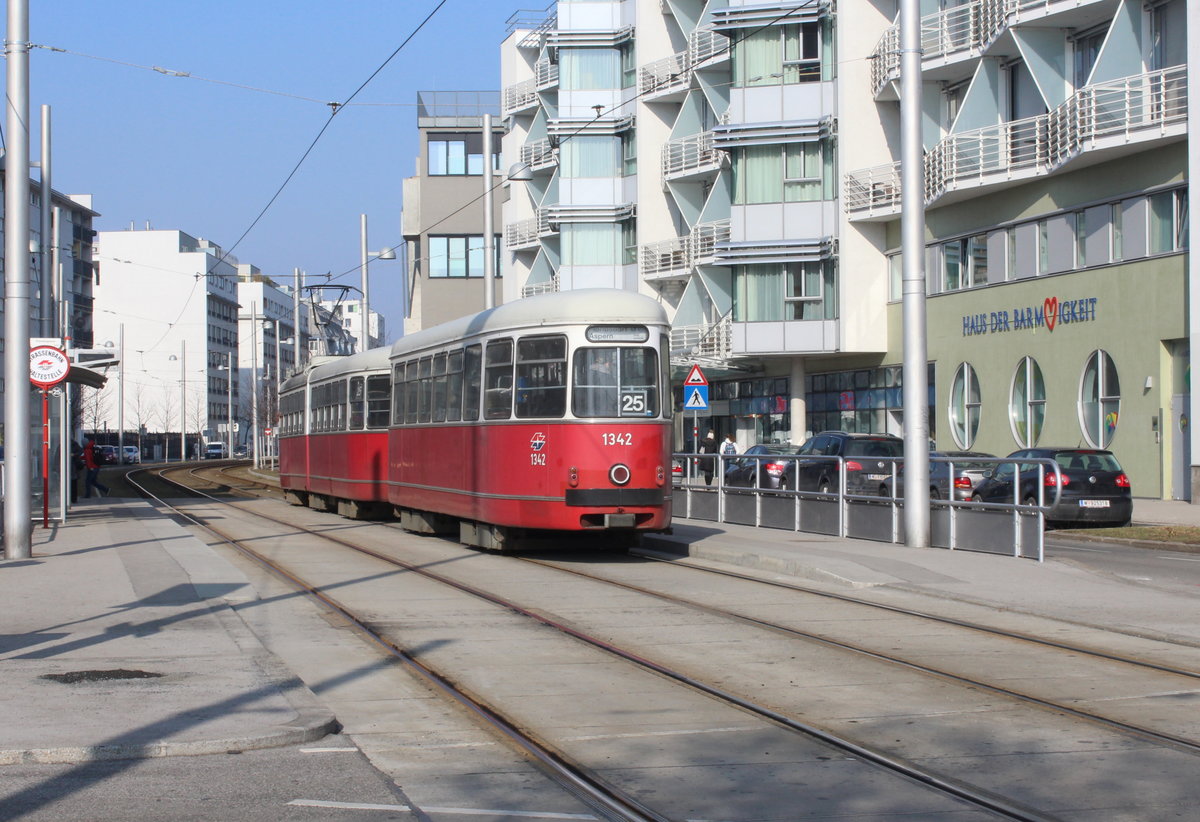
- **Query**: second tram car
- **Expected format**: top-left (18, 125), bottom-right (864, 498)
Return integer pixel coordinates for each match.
top-left (278, 289), bottom-right (673, 549)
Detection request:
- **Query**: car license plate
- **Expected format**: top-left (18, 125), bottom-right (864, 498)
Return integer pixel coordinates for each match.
top-left (1078, 499), bottom-right (1110, 508)
top-left (866, 473), bottom-right (889, 481)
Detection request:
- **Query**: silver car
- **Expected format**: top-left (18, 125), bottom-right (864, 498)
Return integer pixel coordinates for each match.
top-left (878, 451), bottom-right (994, 501)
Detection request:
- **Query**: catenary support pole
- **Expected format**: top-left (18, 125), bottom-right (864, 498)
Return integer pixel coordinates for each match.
top-left (900, 0), bottom-right (930, 547)
top-left (293, 267), bottom-right (303, 370)
top-left (359, 214), bottom-right (369, 352)
top-left (39, 104), bottom-right (52, 337)
top-left (179, 339), bottom-right (187, 461)
top-left (482, 113), bottom-right (495, 310)
top-left (5, 0), bottom-right (33, 558)
top-left (117, 324), bottom-right (124, 464)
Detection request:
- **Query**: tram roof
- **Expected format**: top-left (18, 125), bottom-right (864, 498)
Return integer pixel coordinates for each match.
top-left (390, 289), bottom-right (667, 359)
top-left (280, 346), bottom-right (391, 392)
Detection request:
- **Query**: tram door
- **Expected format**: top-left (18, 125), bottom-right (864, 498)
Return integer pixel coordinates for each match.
top-left (1171, 394), bottom-right (1191, 500)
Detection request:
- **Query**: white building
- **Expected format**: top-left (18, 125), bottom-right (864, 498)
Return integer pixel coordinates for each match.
top-left (92, 229), bottom-right (240, 457)
top-left (237, 268), bottom-right (305, 452)
top-left (316, 297), bottom-right (385, 351)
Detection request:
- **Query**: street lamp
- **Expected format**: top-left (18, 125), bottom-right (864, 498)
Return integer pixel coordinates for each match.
top-left (359, 214), bottom-right (396, 352)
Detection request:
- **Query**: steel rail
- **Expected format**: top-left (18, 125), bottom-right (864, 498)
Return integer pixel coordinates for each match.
top-left (160, 464), bottom-right (1053, 822)
top-left (129, 466), bottom-right (669, 822)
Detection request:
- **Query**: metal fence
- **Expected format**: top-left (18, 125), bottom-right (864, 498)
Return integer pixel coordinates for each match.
top-left (673, 453), bottom-right (1055, 561)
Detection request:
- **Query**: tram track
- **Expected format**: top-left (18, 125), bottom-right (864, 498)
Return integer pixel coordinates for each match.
top-left (155, 463), bottom-right (1060, 821)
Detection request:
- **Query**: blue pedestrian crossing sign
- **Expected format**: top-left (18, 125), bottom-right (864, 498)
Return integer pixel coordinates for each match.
top-left (684, 385), bottom-right (709, 410)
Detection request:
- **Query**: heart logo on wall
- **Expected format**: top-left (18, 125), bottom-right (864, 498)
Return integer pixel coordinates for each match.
top-left (1043, 296), bottom-right (1059, 332)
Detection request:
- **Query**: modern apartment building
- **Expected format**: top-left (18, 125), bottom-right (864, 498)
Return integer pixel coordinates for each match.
top-left (401, 91), bottom-right (504, 335)
top-left (500, 0), bottom-right (1194, 500)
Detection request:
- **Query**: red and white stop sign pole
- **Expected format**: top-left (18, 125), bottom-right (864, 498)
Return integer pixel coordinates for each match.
top-left (30, 345), bottom-right (70, 528)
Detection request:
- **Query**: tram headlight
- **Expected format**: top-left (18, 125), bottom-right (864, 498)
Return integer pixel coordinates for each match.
top-left (609, 463), bottom-right (631, 486)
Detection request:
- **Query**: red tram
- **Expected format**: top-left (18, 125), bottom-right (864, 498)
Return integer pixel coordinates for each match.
top-left (278, 289), bottom-right (673, 548)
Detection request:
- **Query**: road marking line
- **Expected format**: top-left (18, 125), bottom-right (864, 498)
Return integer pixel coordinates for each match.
top-left (1157, 555), bottom-right (1200, 562)
top-left (290, 799), bottom-right (411, 811)
top-left (300, 746), bottom-right (359, 753)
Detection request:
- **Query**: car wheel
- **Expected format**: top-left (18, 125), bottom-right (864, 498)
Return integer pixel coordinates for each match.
top-left (929, 487), bottom-right (941, 500)
top-left (971, 493), bottom-right (983, 503)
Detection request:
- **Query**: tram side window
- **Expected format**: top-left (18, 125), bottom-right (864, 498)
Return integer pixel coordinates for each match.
top-left (310, 384), bottom-right (323, 432)
top-left (405, 360), bottom-right (420, 424)
top-left (418, 357), bottom-right (433, 423)
top-left (349, 377), bottom-right (366, 429)
top-left (515, 336), bottom-right (567, 418)
top-left (336, 379), bottom-right (349, 431)
top-left (484, 339), bottom-right (514, 419)
top-left (367, 375), bottom-right (390, 428)
top-left (398, 367), bottom-right (412, 427)
top-left (432, 353), bottom-right (448, 423)
top-left (446, 350), bottom-right (464, 422)
top-left (572, 347), bottom-right (660, 417)
top-left (463, 344), bottom-right (482, 421)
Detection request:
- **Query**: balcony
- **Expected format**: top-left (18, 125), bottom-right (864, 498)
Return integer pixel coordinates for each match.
top-left (870, 0), bottom-right (1105, 98)
top-left (535, 59), bottom-right (559, 91)
top-left (505, 210), bottom-right (557, 250)
top-left (521, 278), bottom-right (559, 298)
top-left (519, 138), bottom-right (557, 171)
top-left (638, 220), bottom-right (730, 284)
top-left (672, 313), bottom-right (732, 363)
top-left (503, 78), bottom-right (538, 117)
top-left (689, 28), bottom-right (729, 67)
top-left (639, 51), bottom-right (690, 99)
top-left (846, 66), bottom-right (1188, 219)
top-left (662, 131), bottom-right (724, 181)
top-left (640, 236), bottom-right (690, 281)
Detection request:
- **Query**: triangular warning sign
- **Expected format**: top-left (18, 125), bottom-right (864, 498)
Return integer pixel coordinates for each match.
top-left (684, 365), bottom-right (707, 386)
top-left (684, 388), bottom-right (708, 409)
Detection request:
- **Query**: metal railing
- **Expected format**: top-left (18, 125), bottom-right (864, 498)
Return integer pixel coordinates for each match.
top-left (690, 219), bottom-right (730, 262)
top-left (504, 210), bottom-right (556, 250)
top-left (689, 28), bottom-right (728, 65)
top-left (521, 278), bottom-right (559, 298)
top-left (639, 51), bottom-right (689, 97)
top-left (640, 236), bottom-right (690, 280)
top-left (503, 79), bottom-right (538, 116)
top-left (535, 59), bottom-right (559, 90)
top-left (519, 138), bottom-right (557, 170)
top-left (662, 131), bottom-right (722, 179)
top-left (671, 312), bottom-right (732, 361)
top-left (673, 452), bottom-right (1052, 559)
top-left (847, 66), bottom-right (1188, 216)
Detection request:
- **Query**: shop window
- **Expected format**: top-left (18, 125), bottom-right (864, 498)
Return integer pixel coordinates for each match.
top-left (1079, 350), bottom-right (1120, 448)
top-left (1009, 356), bottom-right (1045, 448)
top-left (949, 363), bottom-right (981, 449)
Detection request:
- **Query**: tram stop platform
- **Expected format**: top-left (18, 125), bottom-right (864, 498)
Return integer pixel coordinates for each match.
top-left (1, 494), bottom-right (1199, 766)
top-left (0, 498), bottom-right (337, 765)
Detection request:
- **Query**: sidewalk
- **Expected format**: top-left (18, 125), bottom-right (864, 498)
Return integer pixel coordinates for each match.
top-left (0, 499), bottom-right (336, 765)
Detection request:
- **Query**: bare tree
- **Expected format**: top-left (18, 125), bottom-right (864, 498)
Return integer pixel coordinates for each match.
top-left (128, 382), bottom-right (153, 455)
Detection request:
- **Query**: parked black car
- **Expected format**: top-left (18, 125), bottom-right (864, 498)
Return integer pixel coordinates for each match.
top-left (98, 444), bottom-right (119, 465)
top-left (879, 451), bottom-right (995, 501)
top-left (791, 432), bottom-right (904, 494)
top-left (970, 448), bottom-right (1132, 527)
top-left (724, 444), bottom-right (794, 489)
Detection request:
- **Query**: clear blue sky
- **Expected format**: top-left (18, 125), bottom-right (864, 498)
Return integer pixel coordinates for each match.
top-left (30, 0), bottom-right (526, 342)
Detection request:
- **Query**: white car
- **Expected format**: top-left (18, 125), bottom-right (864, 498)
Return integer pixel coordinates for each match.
top-left (122, 445), bottom-right (140, 464)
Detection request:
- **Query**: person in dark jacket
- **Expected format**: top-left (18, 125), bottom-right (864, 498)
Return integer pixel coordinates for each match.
top-left (83, 437), bottom-right (110, 498)
top-left (70, 439), bottom-right (84, 503)
top-left (698, 430), bottom-right (719, 486)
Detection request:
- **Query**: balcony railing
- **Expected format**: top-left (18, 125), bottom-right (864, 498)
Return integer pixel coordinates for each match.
top-left (519, 138), bottom-right (557, 170)
top-left (870, 0), bottom-right (1077, 96)
top-left (639, 51), bottom-right (689, 97)
top-left (662, 131), bottom-right (722, 179)
top-left (535, 59), bottom-right (559, 90)
top-left (689, 28), bottom-right (728, 65)
top-left (503, 78), bottom-right (538, 116)
top-left (521, 278), bottom-right (559, 298)
top-left (847, 66), bottom-right (1188, 216)
top-left (672, 313), bottom-right (732, 362)
top-left (505, 210), bottom-right (556, 250)
top-left (640, 236), bottom-right (690, 280)
top-left (639, 220), bottom-right (730, 283)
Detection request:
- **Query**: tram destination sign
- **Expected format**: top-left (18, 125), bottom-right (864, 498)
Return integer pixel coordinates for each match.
top-left (961, 295), bottom-right (1097, 337)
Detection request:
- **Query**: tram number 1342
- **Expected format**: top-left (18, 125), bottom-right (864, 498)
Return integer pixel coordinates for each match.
top-left (601, 433), bottom-right (633, 446)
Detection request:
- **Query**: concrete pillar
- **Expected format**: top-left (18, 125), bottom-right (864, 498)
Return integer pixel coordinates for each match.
top-left (789, 357), bottom-right (808, 447)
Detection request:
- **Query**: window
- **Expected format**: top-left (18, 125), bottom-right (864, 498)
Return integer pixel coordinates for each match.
top-left (561, 224), bottom-right (621, 265)
top-left (367, 375), bottom-right (389, 428)
top-left (515, 336), bottom-right (567, 418)
top-left (1079, 349), bottom-right (1120, 448)
top-left (1111, 202), bottom-right (1124, 261)
top-left (1149, 189), bottom-right (1188, 254)
top-left (404, 361), bottom-right (419, 424)
top-left (1073, 27), bottom-right (1105, 89)
top-left (431, 353), bottom-right (448, 423)
top-left (428, 235), bottom-right (502, 278)
top-left (1036, 219), bottom-right (1050, 274)
top-left (573, 347), bottom-right (660, 418)
top-left (1073, 210), bottom-right (1087, 268)
top-left (561, 136), bottom-right (621, 178)
top-left (445, 350), bottom-right (464, 423)
top-left (484, 339), bottom-right (514, 419)
top-left (1009, 356), bottom-right (1045, 447)
top-left (428, 132), bottom-right (500, 176)
top-left (349, 376), bottom-right (366, 430)
top-left (622, 130), bottom-right (637, 175)
top-left (417, 357), bottom-right (433, 423)
top-left (392, 364), bottom-right (406, 425)
top-left (622, 220), bottom-right (637, 266)
top-left (734, 261), bottom-right (836, 321)
top-left (733, 22), bottom-right (823, 87)
top-left (560, 48), bottom-right (620, 90)
top-left (733, 141), bottom-right (834, 204)
top-left (949, 363), bottom-right (981, 449)
top-left (462, 344), bottom-right (482, 421)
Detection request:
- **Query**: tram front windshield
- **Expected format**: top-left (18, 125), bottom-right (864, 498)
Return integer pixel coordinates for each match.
top-left (573, 347), bottom-right (659, 418)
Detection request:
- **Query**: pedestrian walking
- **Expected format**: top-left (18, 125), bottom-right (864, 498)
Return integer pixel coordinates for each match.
top-left (83, 437), bottom-right (110, 498)
top-left (698, 430), bottom-right (718, 486)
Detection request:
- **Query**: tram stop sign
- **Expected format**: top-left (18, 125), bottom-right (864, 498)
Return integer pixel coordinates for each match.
top-left (29, 344), bottom-right (70, 389)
